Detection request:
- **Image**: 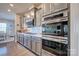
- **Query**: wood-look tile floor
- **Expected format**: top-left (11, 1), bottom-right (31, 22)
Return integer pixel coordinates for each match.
top-left (0, 41), bottom-right (36, 56)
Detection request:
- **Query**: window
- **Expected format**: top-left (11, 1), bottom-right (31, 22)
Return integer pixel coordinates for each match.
top-left (0, 23), bottom-right (7, 33)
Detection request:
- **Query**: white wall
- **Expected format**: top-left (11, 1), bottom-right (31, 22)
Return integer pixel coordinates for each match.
top-left (0, 19), bottom-right (15, 43)
top-left (70, 3), bottom-right (79, 56)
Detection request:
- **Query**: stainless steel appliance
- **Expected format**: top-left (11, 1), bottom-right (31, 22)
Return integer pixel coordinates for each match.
top-left (42, 21), bottom-right (68, 37)
top-left (42, 10), bottom-right (69, 56)
top-left (42, 39), bottom-right (67, 56)
top-left (42, 10), bottom-right (68, 37)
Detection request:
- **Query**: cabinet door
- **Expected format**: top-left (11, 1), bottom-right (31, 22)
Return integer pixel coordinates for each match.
top-left (24, 35), bottom-right (27, 47)
top-left (21, 35), bottom-right (24, 45)
top-left (31, 36), bottom-right (36, 52)
top-left (24, 35), bottom-right (29, 48)
top-left (43, 3), bottom-right (51, 15)
top-left (50, 3), bottom-right (55, 12)
top-left (19, 34), bottom-right (23, 44)
top-left (27, 36), bottom-right (32, 49)
top-left (36, 9), bottom-right (42, 26)
top-left (36, 37), bottom-right (42, 55)
top-left (54, 3), bottom-right (67, 11)
top-left (17, 33), bottom-right (20, 42)
top-left (26, 37), bottom-right (28, 48)
top-left (26, 36), bottom-right (31, 49)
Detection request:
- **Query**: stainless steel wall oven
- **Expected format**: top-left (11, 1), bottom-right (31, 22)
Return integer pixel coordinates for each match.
top-left (42, 9), bottom-right (69, 56)
top-left (42, 10), bottom-right (68, 37)
top-left (42, 39), bottom-right (67, 56)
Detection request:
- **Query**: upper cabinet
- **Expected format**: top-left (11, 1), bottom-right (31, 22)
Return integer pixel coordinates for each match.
top-left (53, 3), bottom-right (68, 12)
top-left (15, 14), bottom-right (22, 32)
top-left (36, 4), bottom-right (43, 26)
top-left (43, 3), bottom-right (51, 15)
top-left (36, 9), bottom-right (42, 26)
top-left (24, 8), bottom-right (37, 28)
top-left (42, 3), bottom-right (68, 16)
top-left (50, 3), bottom-right (55, 12)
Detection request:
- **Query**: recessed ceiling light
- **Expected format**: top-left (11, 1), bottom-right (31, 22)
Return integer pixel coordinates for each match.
top-left (9, 4), bottom-right (14, 7)
top-left (31, 12), bottom-right (34, 16)
top-left (8, 9), bottom-right (11, 12)
top-left (27, 15), bottom-right (30, 18)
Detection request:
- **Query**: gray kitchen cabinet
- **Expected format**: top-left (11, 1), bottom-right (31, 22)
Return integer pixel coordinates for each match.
top-left (42, 3), bottom-right (68, 16)
top-left (36, 8), bottom-right (43, 26)
top-left (50, 3), bottom-right (55, 12)
top-left (24, 35), bottom-right (27, 47)
top-left (35, 37), bottom-right (42, 55)
top-left (17, 33), bottom-right (42, 55)
top-left (17, 33), bottom-right (20, 42)
top-left (26, 36), bottom-right (32, 50)
top-left (18, 33), bottom-right (24, 45)
top-left (31, 36), bottom-right (42, 55)
top-left (24, 35), bottom-right (32, 50)
top-left (25, 35), bottom-right (31, 49)
top-left (25, 36), bottom-right (29, 48)
top-left (31, 36), bottom-right (36, 52)
top-left (54, 3), bottom-right (68, 11)
top-left (43, 3), bottom-right (51, 15)
top-left (24, 37), bottom-right (26, 46)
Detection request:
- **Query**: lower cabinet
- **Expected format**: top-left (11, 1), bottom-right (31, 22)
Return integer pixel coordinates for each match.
top-left (24, 35), bottom-right (28, 47)
top-left (17, 33), bottom-right (42, 56)
top-left (31, 37), bottom-right (36, 52)
top-left (27, 36), bottom-right (32, 50)
top-left (20, 35), bottom-right (24, 45)
top-left (31, 36), bottom-right (42, 55)
top-left (24, 35), bottom-right (32, 50)
top-left (17, 33), bottom-right (24, 45)
top-left (36, 41), bottom-right (42, 55)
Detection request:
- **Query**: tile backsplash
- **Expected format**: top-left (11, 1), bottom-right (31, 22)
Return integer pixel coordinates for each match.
top-left (27, 27), bottom-right (42, 33)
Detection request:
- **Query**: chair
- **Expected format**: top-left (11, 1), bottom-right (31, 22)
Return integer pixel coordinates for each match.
top-left (0, 32), bottom-right (6, 41)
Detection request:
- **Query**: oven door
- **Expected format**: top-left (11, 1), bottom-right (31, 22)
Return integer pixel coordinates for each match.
top-left (42, 39), bottom-right (68, 56)
top-left (42, 23), bottom-right (62, 36)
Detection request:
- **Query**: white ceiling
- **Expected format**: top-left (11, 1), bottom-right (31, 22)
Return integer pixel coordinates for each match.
top-left (0, 3), bottom-right (39, 21)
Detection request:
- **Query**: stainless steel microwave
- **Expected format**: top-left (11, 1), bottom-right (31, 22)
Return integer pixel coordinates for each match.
top-left (42, 10), bottom-right (68, 37)
top-left (42, 21), bottom-right (68, 37)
